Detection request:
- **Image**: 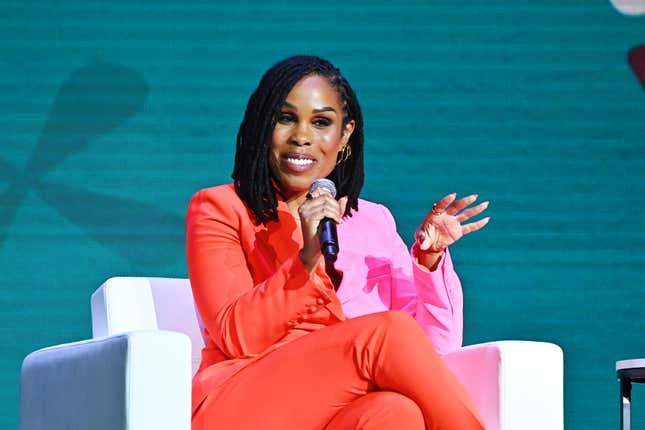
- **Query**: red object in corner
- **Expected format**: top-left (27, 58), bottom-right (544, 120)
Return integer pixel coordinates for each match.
top-left (628, 45), bottom-right (645, 90)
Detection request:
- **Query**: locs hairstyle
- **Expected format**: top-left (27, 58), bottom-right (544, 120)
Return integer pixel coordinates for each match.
top-left (232, 55), bottom-right (365, 224)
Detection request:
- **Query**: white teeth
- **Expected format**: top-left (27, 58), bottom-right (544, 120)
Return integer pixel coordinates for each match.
top-left (286, 158), bottom-right (314, 166)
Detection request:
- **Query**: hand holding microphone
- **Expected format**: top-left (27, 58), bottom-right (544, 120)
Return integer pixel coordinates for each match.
top-left (298, 179), bottom-right (346, 273)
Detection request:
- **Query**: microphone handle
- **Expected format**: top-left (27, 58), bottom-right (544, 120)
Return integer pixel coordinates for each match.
top-left (319, 217), bottom-right (339, 263)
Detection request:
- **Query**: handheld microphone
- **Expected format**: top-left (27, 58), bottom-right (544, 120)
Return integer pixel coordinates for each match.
top-left (309, 179), bottom-right (339, 263)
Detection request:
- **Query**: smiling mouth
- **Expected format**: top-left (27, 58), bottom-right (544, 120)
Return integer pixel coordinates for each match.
top-left (281, 153), bottom-right (317, 172)
top-left (285, 157), bottom-right (314, 166)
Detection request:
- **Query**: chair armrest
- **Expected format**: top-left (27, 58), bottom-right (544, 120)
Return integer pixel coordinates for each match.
top-left (91, 277), bottom-right (159, 337)
top-left (20, 330), bottom-right (191, 430)
top-left (442, 340), bottom-right (563, 430)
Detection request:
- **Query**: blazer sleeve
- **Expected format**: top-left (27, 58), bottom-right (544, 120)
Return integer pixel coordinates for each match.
top-left (186, 189), bottom-right (337, 359)
top-left (378, 204), bottom-right (464, 354)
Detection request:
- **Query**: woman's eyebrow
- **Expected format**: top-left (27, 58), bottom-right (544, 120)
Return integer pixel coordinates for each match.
top-left (312, 106), bottom-right (336, 114)
top-left (281, 102), bottom-right (336, 114)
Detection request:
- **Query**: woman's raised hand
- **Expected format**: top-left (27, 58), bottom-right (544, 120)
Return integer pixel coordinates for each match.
top-left (298, 190), bottom-right (348, 273)
top-left (415, 193), bottom-right (490, 257)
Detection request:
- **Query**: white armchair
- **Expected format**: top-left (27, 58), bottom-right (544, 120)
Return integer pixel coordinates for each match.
top-left (20, 277), bottom-right (563, 430)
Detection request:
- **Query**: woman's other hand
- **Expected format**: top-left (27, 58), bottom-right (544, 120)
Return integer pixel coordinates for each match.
top-left (298, 190), bottom-right (348, 274)
top-left (415, 193), bottom-right (490, 271)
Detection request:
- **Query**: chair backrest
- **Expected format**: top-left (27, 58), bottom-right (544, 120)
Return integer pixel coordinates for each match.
top-left (91, 277), bottom-right (205, 375)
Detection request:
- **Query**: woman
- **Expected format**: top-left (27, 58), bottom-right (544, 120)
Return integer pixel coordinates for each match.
top-left (187, 55), bottom-right (489, 429)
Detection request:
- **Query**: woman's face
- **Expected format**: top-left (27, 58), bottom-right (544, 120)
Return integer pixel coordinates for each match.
top-left (269, 74), bottom-right (355, 201)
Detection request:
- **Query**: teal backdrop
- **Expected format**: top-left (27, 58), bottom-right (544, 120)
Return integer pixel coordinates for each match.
top-left (1, 1), bottom-right (644, 428)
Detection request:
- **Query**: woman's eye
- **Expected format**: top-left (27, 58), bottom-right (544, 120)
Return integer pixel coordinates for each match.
top-left (313, 118), bottom-right (331, 127)
top-left (278, 113), bottom-right (296, 124)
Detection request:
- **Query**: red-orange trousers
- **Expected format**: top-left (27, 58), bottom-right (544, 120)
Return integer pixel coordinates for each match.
top-left (192, 311), bottom-right (486, 430)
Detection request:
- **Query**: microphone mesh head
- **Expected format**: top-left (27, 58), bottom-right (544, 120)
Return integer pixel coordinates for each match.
top-left (309, 178), bottom-right (337, 198)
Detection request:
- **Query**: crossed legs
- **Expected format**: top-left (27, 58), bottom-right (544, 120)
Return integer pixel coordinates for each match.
top-left (192, 310), bottom-right (485, 430)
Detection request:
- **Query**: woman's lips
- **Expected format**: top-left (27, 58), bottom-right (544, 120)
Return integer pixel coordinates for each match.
top-left (281, 154), bottom-right (316, 173)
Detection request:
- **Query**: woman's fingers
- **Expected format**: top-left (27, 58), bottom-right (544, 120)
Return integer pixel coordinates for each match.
top-left (308, 187), bottom-right (335, 199)
top-left (456, 201), bottom-right (489, 222)
top-left (299, 194), bottom-right (343, 224)
top-left (445, 194), bottom-right (477, 216)
top-left (300, 207), bottom-right (341, 226)
top-left (461, 217), bottom-right (490, 235)
top-left (315, 205), bottom-right (342, 223)
top-left (426, 192), bottom-right (457, 220)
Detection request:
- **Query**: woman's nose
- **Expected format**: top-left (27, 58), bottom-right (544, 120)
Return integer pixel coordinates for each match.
top-left (290, 121), bottom-right (311, 145)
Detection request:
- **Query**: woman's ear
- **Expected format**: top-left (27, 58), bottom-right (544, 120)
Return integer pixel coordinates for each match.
top-left (341, 120), bottom-right (356, 144)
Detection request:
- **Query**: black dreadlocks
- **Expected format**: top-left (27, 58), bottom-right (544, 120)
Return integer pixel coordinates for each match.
top-left (232, 55), bottom-right (365, 224)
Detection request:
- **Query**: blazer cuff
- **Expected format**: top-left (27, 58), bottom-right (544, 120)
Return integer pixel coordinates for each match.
top-left (410, 243), bottom-right (456, 306)
top-left (284, 254), bottom-right (346, 324)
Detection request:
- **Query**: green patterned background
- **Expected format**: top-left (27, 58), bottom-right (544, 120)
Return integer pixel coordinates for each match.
top-left (2, 1), bottom-right (644, 428)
